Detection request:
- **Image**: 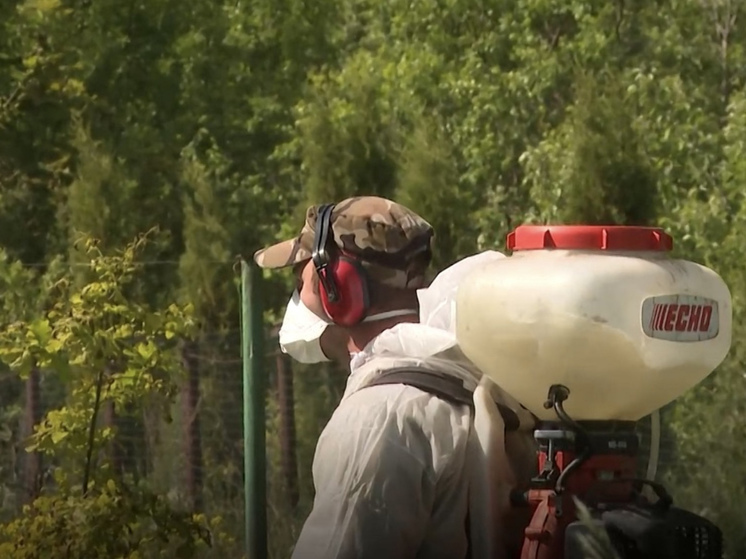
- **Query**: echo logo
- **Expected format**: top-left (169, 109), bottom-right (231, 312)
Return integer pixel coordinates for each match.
top-left (641, 295), bottom-right (719, 341)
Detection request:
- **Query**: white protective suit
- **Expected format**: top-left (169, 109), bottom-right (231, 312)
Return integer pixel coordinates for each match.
top-left (291, 251), bottom-right (537, 559)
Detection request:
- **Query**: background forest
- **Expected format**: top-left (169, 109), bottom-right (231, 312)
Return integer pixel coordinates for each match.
top-left (1, 0), bottom-right (745, 557)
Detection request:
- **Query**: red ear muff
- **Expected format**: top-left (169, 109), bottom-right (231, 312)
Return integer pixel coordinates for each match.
top-left (318, 255), bottom-right (370, 327)
top-left (312, 204), bottom-right (371, 326)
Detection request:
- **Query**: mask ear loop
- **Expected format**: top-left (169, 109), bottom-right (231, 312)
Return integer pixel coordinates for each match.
top-left (278, 290), bottom-right (332, 363)
top-left (279, 290), bottom-right (330, 340)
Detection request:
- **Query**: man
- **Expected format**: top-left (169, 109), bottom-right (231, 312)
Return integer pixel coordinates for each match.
top-left (254, 196), bottom-right (535, 559)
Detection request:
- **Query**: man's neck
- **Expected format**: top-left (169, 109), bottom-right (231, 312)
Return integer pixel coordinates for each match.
top-left (346, 314), bottom-right (419, 354)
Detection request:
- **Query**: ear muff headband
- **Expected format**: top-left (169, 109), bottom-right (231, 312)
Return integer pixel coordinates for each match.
top-left (311, 204), bottom-right (339, 302)
top-left (311, 203), bottom-right (371, 326)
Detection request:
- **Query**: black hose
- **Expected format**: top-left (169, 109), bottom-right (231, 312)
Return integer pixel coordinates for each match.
top-left (544, 385), bottom-right (593, 493)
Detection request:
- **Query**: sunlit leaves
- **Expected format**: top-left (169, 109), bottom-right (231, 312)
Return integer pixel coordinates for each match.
top-left (0, 482), bottom-right (231, 559)
top-left (0, 231), bottom-right (195, 467)
top-left (0, 232), bottom-right (228, 556)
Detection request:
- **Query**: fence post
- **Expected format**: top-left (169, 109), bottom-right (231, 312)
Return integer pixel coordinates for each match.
top-left (241, 260), bottom-right (267, 559)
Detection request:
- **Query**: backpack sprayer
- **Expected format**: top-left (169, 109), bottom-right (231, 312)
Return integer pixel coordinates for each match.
top-left (454, 225), bottom-right (732, 559)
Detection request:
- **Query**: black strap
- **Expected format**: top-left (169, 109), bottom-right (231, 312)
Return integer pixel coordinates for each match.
top-left (363, 367), bottom-right (521, 432)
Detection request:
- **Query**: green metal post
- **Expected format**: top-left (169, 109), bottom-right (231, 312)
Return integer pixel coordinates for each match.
top-left (241, 260), bottom-right (267, 559)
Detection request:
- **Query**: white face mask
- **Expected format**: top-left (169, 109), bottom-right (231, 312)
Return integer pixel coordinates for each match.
top-left (279, 291), bottom-right (331, 364)
top-left (278, 290), bottom-right (419, 364)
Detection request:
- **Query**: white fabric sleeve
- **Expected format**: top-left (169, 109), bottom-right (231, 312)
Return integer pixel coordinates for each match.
top-left (290, 385), bottom-right (470, 559)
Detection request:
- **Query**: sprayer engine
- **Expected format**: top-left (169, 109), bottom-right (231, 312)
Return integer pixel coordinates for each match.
top-left (510, 385), bottom-right (722, 559)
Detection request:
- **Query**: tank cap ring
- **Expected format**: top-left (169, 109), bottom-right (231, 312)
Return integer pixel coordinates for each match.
top-left (507, 225), bottom-right (673, 252)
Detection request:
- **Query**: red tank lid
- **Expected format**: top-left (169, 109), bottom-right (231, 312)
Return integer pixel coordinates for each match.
top-left (506, 225), bottom-right (674, 252)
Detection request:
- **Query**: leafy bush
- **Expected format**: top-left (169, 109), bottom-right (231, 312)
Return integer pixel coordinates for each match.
top-left (0, 232), bottom-right (239, 558)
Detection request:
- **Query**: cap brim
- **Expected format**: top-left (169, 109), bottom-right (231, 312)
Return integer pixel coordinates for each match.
top-left (253, 238), bottom-right (312, 269)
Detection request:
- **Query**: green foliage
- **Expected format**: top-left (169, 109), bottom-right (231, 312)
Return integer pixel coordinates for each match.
top-left (179, 131), bottom-right (236, 324)
top-left (0, 481), bottom-right (231, 559)
top-left (0, 230), bottom-right (194, 397)
top-left (0, 233), bottom-right (239, 556)
top-left (523, 72), bottom-right (657, 225)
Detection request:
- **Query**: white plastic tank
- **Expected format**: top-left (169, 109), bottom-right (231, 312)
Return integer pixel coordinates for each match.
top-left (455, 225), bottom-right (733, 422)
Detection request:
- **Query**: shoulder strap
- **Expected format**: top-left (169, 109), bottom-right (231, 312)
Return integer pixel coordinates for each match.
top-left (364, 367), bottom-right (521, 432)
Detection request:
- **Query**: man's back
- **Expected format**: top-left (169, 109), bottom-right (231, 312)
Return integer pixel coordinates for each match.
top-left (292, 381), bottom-right (473, 559)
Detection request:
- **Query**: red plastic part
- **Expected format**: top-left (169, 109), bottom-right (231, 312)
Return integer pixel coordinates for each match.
top-left (507, 225), bottom-right (673, 252)
top-left (520, 448), bottom-right (639, 559)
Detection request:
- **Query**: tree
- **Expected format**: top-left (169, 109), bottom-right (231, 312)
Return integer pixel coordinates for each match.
top-left (0, 232), bottom-right (235, 558)
top-left (522, 72), bottom-right (657, 225)
top-left (177, 133), bottom-right (236, 514)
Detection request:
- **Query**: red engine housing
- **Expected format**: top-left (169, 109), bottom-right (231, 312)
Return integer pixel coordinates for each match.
top-left (520, 445), bottom-right (639, 559)
top-left (512, 386), bottom-right (722, 559)
top-left (513, 384), bottom-right (645, 559)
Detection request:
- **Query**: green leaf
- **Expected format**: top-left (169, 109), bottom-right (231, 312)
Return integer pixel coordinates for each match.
top-left (50, 429), bottom-right (69, 444)
top-left (29, 318), bottom-right (52, 345)
top-left (46, 338), bottom-right (63, 354)
top-left (136, 341), bottom-right (157, 360)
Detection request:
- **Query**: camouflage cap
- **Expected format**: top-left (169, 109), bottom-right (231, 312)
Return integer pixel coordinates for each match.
top-left (253, 196), bottom-right (434, 289)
